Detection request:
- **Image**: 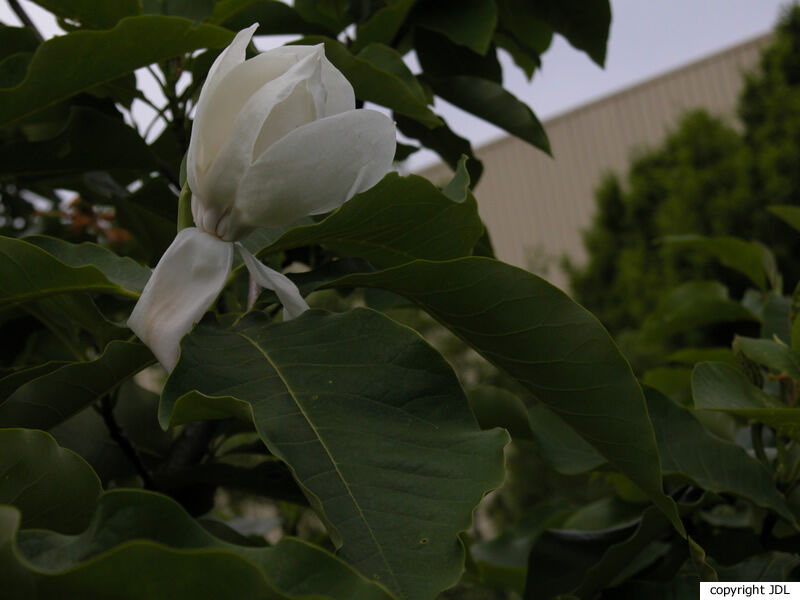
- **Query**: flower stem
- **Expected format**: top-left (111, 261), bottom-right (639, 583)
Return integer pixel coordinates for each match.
top-left (177, 183), bottom-right (194, 231)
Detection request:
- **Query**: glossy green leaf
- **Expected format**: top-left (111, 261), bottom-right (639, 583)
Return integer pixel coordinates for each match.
top-left (528, 0), bottom-right (611, 66)
top-left (24, 235), bottom-right (151, 294)
top-left (769, 204), bottom-right (800, 233)
top-left (352, 0), bottom-right (417, 53)
top-left (466, 385), bottom-right (533, 441)
top-left (667, 347), bottom-right (736, 366)
top-left (493, 32), bottom-right (540, 80)
top-left (692, 362), bottom-right (800, 441)
top-left (0, 107), bottom-right (157, 178)
top-left (761, 292), bottom-right (792, 343)
top-left (642, 367), bottom-right (692, 399)
top-left (0, 362), bottom-right (68, 402)
top-left (141, 0), bottom-right (215, 21)
top-left (716, 552), bottom-right (800, 581)
top-left (395, 114), bottom-right (484, 184)
top-left (28, 0), bottom-right (140, 28)
top-left (0, 428), bottom-right (101, 534)
top-left (0, 25), bottom-right (39, 61)
top-left (0, 16), bottom-right (233, 126)
top-left (0, 236), bottom-right (144, 308)
top-left (664, 235), bottom-right (777, 291)
top-left (470, 501), bottom-right (572, 594)
top-left (213, 0), bottom-right (328, 33)
top-left (735, 336), bottom-right (800, 380)
top-left (244, 172), bottom-right (483, 267)
top-left (642, 281), bottom-right (760, 341)
top-left (326, 258), bottom-right (683, 533)
top-left (646, 387), bottom-right (795, 522)
top-left (423, 73), bottom-right (550, 153)
top-left (413, 0), bottom-right (497, 55)
top-left (415, 28), bottom-right (501, 82)
top-left (1, 490), bottom-right (395, 600)
top-left (299, 36), bottom-right (440, 127)
top-left (527, 403), bottom-right (606, 475)
top-left (0, 341), bottom-right (154, 430)
top-left (356, 43), bottom-right (430, 102)
top-left (294, 0), bottom-right (351, 33)
top-left (162, 309), bottom-right (508, 600)
top-left (524, 507), bottom-right (671, 599)
top-left (495, 0), bottom-right (553, 55)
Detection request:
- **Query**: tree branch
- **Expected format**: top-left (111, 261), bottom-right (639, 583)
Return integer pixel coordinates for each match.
top-left (96, 394), bottom-right (155, 489)
top-left (9, 0), bottom-right (43, 42)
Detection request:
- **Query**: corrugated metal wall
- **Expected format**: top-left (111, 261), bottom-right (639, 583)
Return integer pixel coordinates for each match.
top-left (421, 34), bottom-right (771, 290)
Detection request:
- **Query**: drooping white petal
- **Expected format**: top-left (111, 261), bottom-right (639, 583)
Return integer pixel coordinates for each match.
top-left (237, 244), bottom-right (309, 319)
top-left (187, 24), bottom-right (257, 197)
top-left (198, 48), bottom-right (327, 238)
top-left (128, 228), bottom-right (233, 372)
top-left (229, 109), bottom-right (396, 232)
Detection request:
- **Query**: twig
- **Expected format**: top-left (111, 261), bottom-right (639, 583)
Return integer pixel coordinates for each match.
top-left (9, 0), bottom-right (43, 42)
top-left (96, 394), bottom-right (155, 489)
top-left (156, 420), bottom-right (219, 482)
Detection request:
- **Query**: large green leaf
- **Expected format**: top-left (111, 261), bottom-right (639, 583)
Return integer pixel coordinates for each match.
top-left (325, 258), bottom-right (683, 533)
top-left (466, 385), bottom-right (533, 441)
top-left (244, 172), bottom-right (482, 267)
top-left (646, 387), bottom-right (795, 522)
top-left (735, 336), bottom-right (800, 381)
top-left (413, 0), bottom-right (497, 55)
top-left (352, 0), bottom-right (417, 53)
top-left (0, 341), bottom-right (154, 430)
top-left (0, 428), bottom-right (101, 534)
top-left (527, 403), bottom-right (606, 475)
top-left (28, 0), bottom-right (140, 28)
top-left (663, 235), bottom-right (777, 292)
top-left (299, 36), bottom-right (440, 127)
top-left (395, 114), bottom-right (483, 184)
top-left (0, 362), bottom-right (68, 402)
top-left (0, 107), bottom-right (157, 178)
top-left (0, 236), bottom-right (145, 308)
top-left (0, 16), bottom-right (233, 126)
top-left (524, 507), bottom-right (671, 599)
top-left (422, 74), bottom-right (550, 153)
top-left (470, 501), bottom-right (572, 594)
top-left (768, 204), bottom-right (800, 233)
top-left (692, 362), bottom-right (800, 441)
top-left (162, 309), bottom-right (508, 600)
top-left (0, 25), bottom-right (39, 62)
top-left (415, 28), bottom-right (501, 82)
top-left (1, 490), bottom-right (395, 600)
top-left (495, 0), bottom-right (553, 55)
top-left (24, 235), bottom-right (151, 294)
top-left (528, 0), bottom-right (611, 67)
top-left (642, 281), bottom-right (761, 341)
top-left (214, 0), bottom-right (329, 33)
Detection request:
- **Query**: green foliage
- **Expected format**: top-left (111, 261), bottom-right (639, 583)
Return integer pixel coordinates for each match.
top-left (9, 2), bottom-right (796, 599)
top-left (569, 7), bottom-right (800, 336)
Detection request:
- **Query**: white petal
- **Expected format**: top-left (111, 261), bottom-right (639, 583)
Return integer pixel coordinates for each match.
top-left (237, 244), bottom-right (309, 319)
top-left (200, 49), bottom-right (327, 238)
top-left (128, 228), bottom-right (233, 372)
top-left (265, 45), bottom-right (354, 116)
top-left (187, 24), bottom-right (257, 197)
top-left (230, 109), bottom-right (396, 232)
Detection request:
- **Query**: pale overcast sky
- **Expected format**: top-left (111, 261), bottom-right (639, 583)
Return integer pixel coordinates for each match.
top-left (1, 0), bottom-right (793, 170)
top-left (408, 0), bottom-right (793, 168)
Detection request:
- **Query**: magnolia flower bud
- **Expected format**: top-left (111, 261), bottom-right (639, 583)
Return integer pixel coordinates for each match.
top-left (128, 25), bottom-right (396, 371)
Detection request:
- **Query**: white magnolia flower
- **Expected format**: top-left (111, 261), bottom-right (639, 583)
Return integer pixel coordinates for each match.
top-left (128, 25), bottom-right (396, 371)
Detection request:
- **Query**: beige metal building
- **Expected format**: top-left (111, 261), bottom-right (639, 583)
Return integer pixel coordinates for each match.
top-left (421, 34), bottom-right (771, 290)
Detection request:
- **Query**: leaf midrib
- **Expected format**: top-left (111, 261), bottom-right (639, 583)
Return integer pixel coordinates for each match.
top-left (234, 329), bottom-right (402, 595)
